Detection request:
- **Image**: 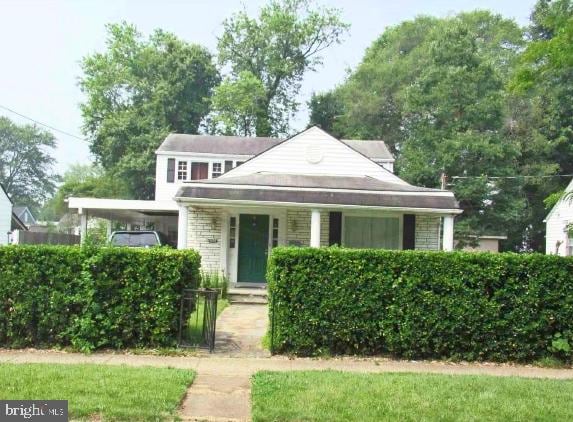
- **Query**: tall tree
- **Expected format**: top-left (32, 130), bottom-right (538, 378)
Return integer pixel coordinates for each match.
top-left (214, 0), bottom-right (349, 136)
top-left (80, 22), bottom-right (219, 199)
top-left (41, 164), bottom-right (130, 220)
top-left (508, 0), bottom-right (573, 250)
top-left (0, 116), bottom-right (58, 208)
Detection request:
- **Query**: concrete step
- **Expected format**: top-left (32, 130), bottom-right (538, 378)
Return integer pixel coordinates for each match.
top-left (228, 288), bottom-right (268, 304)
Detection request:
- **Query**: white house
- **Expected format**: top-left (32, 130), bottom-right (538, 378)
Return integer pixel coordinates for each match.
top-left (69, 126), bottom-right (461, 286)
top-left (545, 178), bottom-right (573, 256)
top-left (12, 206), bottom-right (36, 228)
top-left (0, 184), bottom-right (13, 245)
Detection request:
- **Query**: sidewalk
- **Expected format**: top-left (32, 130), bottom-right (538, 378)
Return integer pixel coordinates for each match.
top-left (2, 350), bottom-right (573, 421)
top-left (1, 349), bottom-right (572, 379)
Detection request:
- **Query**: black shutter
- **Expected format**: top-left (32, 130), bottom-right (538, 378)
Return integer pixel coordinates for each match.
top-left (329, 212), bottom-right (342, 246)
top-left (403, 214), bottom-right (416, 250)
top-left (224, 160), bottom-right (233, 173)
top-left (167, 158), bottom-right (175, 183)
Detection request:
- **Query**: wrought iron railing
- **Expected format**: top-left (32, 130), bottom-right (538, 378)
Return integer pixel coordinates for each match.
top-left (178, 288), bottom-right (219, 352)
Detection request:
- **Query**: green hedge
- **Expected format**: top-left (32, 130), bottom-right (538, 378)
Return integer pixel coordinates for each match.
top-left (0, 245), bottom-right (200, 351)
top-left (268, 247), bottom-right (573, 362)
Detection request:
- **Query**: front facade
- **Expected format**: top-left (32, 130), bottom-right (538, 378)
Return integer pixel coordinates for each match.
top-left (0, 184), bottom-right (12, 245)
top-left (545, 178), bottom-right (573, 256)
top-left (174, 127), bottom-right (461, 285)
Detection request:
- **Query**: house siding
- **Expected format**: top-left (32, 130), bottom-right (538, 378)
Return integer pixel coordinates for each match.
top-left (546, 194), bottom-right (573, 256)
top-left (0, 188), bottom-right (11, 245)
top-left (286, 209), bottom-right (329, 247)
top-left (220, 126), bottom-right (405, 185)
top-left (186, 206), bottom-right (222, 273)
top-left (415, 215), bottom-right (441, 250)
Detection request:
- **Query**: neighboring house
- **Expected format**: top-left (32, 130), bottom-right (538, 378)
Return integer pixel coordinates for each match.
top-left (455, 235), bottom-right (507, 253)
top-left (545, 178), bottom-right (573, 256)
top-left (69, 126), bottom-right (461, 286)
top-left (12, 206), bottom-right (36, 228)
top-left (0, 184), bottom-right (12, 245)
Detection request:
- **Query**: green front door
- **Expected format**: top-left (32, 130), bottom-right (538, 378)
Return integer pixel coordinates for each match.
top-left (238, 214), bottom-right (269, 283)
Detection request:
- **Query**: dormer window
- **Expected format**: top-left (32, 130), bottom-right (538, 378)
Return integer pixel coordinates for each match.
top-left (177, 161), bottom-right (188, 180)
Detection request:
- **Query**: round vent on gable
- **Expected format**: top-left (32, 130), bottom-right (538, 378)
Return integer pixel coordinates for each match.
top-left (305, 144), bottom-right (324, 164)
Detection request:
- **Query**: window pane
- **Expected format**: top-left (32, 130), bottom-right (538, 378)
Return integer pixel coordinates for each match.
top-left (344, 216), bottom-right (399, 250)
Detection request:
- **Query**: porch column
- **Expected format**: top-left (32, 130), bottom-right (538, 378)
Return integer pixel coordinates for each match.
top-left (106, 220), bottom-right (112, 239)
top-left (310, 209), bottom-right (321, 248)
top-left (79, 209), bottom-right (88, 245)
top-left (442, 215), bottom-right (455, 251)
top-left (177, 205), bottom-right (189, 249)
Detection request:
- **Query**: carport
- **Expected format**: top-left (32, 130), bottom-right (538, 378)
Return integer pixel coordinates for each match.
top-left (67, 197), bottom-right (179, 245)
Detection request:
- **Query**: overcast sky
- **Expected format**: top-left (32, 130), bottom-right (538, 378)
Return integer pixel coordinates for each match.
top-left (0, 0), bottom-right (537, 174)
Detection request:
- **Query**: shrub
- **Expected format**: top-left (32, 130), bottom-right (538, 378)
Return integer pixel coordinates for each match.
top-left (267, 247), bottom-right (573, 362)
top-left (0, 245), bottom-right (200, 351)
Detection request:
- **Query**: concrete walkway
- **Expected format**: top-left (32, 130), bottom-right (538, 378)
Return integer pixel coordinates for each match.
top-left (213, 304), bottom-right (269, 358)
top-left (2, 350), bottom-right (573, 421)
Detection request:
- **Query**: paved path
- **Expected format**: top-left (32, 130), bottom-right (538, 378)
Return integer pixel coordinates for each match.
top-left (180, 303), bottom-right (269, 420)
top-left (213, 304), bottom-right (269, 358)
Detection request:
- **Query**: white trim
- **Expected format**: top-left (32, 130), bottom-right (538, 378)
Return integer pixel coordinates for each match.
top-left (177, 197), bottom-right (463, 215)
top-left (182, 181), bottom-right (455, 197)
top-left (442, 215), bottom-right (455, 251)
top-left (68, 197), bottom-right (178, 212)
top-left (155, 150), bottom-right (254, 159)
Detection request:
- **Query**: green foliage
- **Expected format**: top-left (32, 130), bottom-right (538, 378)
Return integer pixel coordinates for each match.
top-left (199, 270), bottom-right (229, 299)
top-left (0, 245), bottom-right (201, 351)
top-left (0, 116), bottom-right (59, 209)
top-left (41, 164), bottom-right (130, 220)
top-left (268, 247), bottom-right (573, 362)
top-left (216, 0), bottom-right (349, 136)
top-left (544, 189), bottom-right (565, 209)
top-left (80, 22), bottom-right (219, 199)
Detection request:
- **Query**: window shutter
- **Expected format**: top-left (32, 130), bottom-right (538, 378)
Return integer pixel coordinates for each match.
top-left (167, 158), bottom-right (175, 183)
top-left (403, 214), bottom-right (416, 250)
top-left (329, 212), bottom-right (342, 246)
top-left (224, 160), bottom-right (233, 173)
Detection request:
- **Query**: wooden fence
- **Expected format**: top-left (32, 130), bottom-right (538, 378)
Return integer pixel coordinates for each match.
top-left (13, 230), bottom-right (80, 245)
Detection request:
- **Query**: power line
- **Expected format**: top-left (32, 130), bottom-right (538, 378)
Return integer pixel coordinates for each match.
top-left (0, 104), bottom-right (87, 142)
top-left (450, 174), bottom-right (573, 180)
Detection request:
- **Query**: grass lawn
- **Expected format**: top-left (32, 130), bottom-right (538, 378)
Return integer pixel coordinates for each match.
top-left (0, 363), bottom-right (194, 421)
top-left (251, 371), bottom-right (573, 422)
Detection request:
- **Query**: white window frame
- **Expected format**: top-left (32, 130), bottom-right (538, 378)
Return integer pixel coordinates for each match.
top-left (212, 162), bottom-right (223, 178)
top-left (177, 160), bottom-right (188, 181)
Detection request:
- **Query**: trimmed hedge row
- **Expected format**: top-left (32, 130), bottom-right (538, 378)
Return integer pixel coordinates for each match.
top-left (268, 247), bottom-right (573, 362)
top-left (0, 245), bottom-right (200, 351)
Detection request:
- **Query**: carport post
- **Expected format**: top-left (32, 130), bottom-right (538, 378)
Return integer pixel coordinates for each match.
top-left (310, 209), bottom-right (321, 248)
top-left (79, 208), bottom-right (88, 245)
top-left (177, 205), bottom-right (188, 249)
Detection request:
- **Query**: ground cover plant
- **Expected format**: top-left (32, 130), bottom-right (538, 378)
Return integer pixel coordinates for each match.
top-left (0, 363), bottom-right (194, 421)
top-left (251, 371), bottom-right (573, 422)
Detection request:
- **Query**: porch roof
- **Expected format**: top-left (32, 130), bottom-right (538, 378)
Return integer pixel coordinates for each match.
top-left (175, 173), bottom-right (461, 213)
top-left (67, 197), bottom-right (178, 220)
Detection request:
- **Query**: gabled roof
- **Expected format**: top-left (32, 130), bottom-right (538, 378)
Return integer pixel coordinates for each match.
top-left (0, 183), bottom-right (12, 204)
top-left (12, 206), bottom-right (28, 217)
top-left (544, 177), bottom-right (573, 222)
top-left (156, 133), bottom-right (394, 161)
top-left (11, 212), bottom-right (27, 231)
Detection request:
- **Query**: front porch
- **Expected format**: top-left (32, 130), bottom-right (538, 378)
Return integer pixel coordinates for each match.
top-left (179, 204), bottom-right (458, 287)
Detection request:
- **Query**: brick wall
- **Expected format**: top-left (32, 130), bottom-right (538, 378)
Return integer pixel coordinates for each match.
top-left (415, 215), bottom-right (441, 250)
top-left (286, 209), bottom-right (329, 247)
top-left (187, 206), bottom-right (222, 273)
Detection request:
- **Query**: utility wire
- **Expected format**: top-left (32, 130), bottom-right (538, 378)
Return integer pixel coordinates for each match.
top-left (450, 174), bottom-right (573, 180)
top-left (0, 104), bottom-right (87, 142)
